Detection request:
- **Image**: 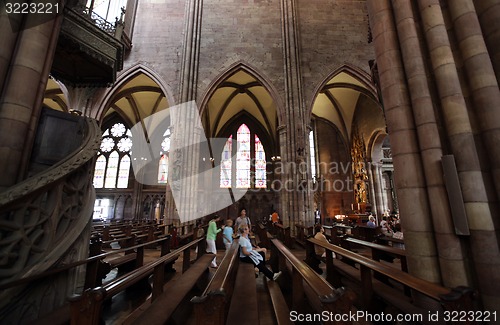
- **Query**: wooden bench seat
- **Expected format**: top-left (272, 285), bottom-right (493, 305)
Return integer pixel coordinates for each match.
top-left (226, 263), bottom-right (259, 325)
top-left (191, 241), bottom-right (240, 324)
top-left (265, 279), bottom-right (293, 325)
top-left (106, 252), bottom-right (138, 270)
top-left (124, 253), bottom-right (215, 325)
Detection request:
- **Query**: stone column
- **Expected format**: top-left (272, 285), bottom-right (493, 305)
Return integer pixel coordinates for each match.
top-left (280, 0), bottom-right (312, 234)
top-left (0, 6), bottom-right (63, 190)
top-left (167, 0), bottom-right (203, 224)
top-left (418, 0), bottom-right (500, 308)
top-left (0, 4), bottom-right (21, 94)
top-left (367, 0), bottom-right (441, 284)
top-left (473, 0), bottom-right (500, 81)
top-left (367, 160), bottom-right (378, 214)
top-left (370, 162), bottom-right (384, 219)
top-left (391, 0), bottom-right (469, 288)
top-left (448, 0), bottom-right (500, 203)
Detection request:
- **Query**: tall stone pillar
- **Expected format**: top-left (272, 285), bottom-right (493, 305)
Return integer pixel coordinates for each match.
top-left (366, 160), bottom-right (378, 214)
top-left (370, 162), bottom-right (384, 219)
top-left (448, 0), bottom-right (500, 204)
top-left (367, 0), bottom-right (441, 285)
top-left (0, 4), bottom-right (21, 94)
top-left (168, 0), bottom-right (203, 225)
top-left (418, 0), bottom-right (500, 308)
top-left (0, 6), bottom-right (63, 190)
top-left (473, 0), bottom-right (500, 81)
top-left (377, 164), bottom-right (389, 216)
top-left (279, 0), bottom-right (312, 234)
top-left (391, 0), bottom-right (469, 288)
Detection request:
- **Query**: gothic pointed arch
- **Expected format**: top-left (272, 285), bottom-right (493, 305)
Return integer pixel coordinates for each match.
top-left (200, 62), bottom-right (282, 144)
top-left (309, 64), bottom-right (382, 144)
top-left (96, 64), bottom-right (174, 123)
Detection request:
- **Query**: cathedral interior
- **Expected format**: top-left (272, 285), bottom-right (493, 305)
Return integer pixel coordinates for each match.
top-left (1, 0), bottom-right (499, 323)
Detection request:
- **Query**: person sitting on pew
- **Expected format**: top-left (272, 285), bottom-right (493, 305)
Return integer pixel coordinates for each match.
top-left (392, 223), bottom-right (404, 240)
top-left (238, 225), bottom-right (281, 281)
top-left (367, 215), bottom-right (377, 228)
top-left (380, 217), bottom-right (393, 236)
top-left (314, 225), bottom-right (336, 260)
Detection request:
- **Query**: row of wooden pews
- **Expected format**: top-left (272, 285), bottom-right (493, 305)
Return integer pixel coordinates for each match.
top-left (305, 237), bottom-right (476, 321)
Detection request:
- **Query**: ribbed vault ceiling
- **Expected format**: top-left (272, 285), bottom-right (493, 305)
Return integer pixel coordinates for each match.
top-left (205, 70), bottom-right (278, 144)
top-left (312, 71), bottom-right (383, 145)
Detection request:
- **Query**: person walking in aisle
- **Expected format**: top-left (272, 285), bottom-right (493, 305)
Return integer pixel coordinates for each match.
top-left (206, 214), bottom-right (224, 268)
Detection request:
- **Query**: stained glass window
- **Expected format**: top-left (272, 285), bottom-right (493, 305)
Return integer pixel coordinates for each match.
top-left (255, 135), bottom-right (266, 188)
top-left (309, 130), bottom-right (316, 181)
top-left (219, 124), bottom-right (267, 189)
top-left (111, 123), bottom-right (126, 137)
top-left (236, 124), bottom-right (251, 188)
top-left (105, 151), bottom-right (119, 188)
top-left (220, 135), bottom-right (232, 188)
top-left (158, 154), bottom-right (168, 184)
top-left (93, 155), bottom-right (106, 188)
top-left (117, 155), bottom-right (130, 188)
top-left (158, 129), bottom-right (171, 184)
top-left (100, 137), bottom-right (114, 152)
top-left (94, 122), bottom-right (133, 189)
top-left (117, 137), bottom-right (132, 152)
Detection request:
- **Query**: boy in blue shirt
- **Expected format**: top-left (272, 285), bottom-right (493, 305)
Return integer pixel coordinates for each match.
top-left (223, 219), bottom-right (234, 252)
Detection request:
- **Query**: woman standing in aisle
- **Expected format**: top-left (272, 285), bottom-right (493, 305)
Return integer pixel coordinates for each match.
top-left (206, 214), bottom-right (224, 268)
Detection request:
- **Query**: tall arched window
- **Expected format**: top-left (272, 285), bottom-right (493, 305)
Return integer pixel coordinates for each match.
top-left (309, 130), bottom-right (317, 182)
top-left (93, 122), bottom-right (132, 189)
top-left (219, 123), bottom-right (267, 189)
top-left (158, 129), bottom-right (171, 184)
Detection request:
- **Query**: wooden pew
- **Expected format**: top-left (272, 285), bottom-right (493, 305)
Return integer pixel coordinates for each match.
top-left (0, 236), bottom-right (173, 325)
top-left (269, 238), bottom-right (353, 324)
top-left (85, 235), bottom-right (171, 289)
top-left (255, 222), bottom-right (272, 248)
top-left (265, 278), bottom-right (293, 325)
top-left (273, 223), bottom-right (294, 249)
top-left (351, 225), bottom-right (381, 242)
top-left (191, 241), bottom-right (240, 324)
top-left (343, 237), bottom-right (407, 272)
top-left (376, 234), bottom-right (405, 249)
top-left (295, 223), bottom-right (314, 248)
top-left (226, 263), bottom-right (259, 324)
top-left (70, 238), bottom-right (206, 325)
top-left (306, 237), bottom-right (475, 316)
top-left (124, 253), bottom-right (214, 324)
